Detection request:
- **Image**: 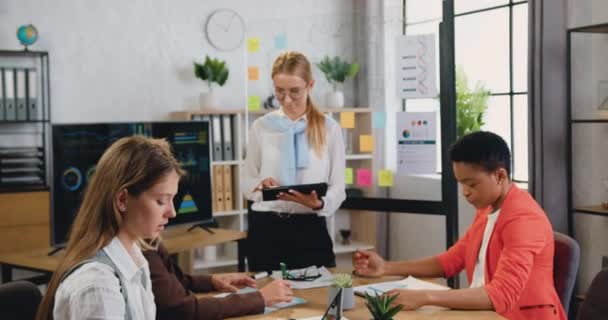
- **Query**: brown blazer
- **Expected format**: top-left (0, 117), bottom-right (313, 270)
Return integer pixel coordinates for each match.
top-left (143, 244), bottom-right (265, 320)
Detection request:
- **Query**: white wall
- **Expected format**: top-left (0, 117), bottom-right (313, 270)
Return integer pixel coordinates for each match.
top-left (0, 0), bottom-right (359, 123)
top-left (568, 0), bottom-right (608, 294)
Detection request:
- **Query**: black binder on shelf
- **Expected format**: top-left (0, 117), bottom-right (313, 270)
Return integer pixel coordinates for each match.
top-left (4, 68), bottom-right (16, 121)
top-left (0, 68), bottom-right (5, 121)
top-left (221, 114), bottom-right (234, 161)
top-left (15, 68), bottom-right (27, 121)
top-left (211, 115), bottom-right (223, 161)
top-left (26, 69), bottom-right (39, 120)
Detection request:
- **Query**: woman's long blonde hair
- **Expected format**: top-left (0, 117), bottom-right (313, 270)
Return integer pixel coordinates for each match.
top-left (36, 136), bottom-right (184, 320)
top-left (272, 51), bottom-right (327, 156)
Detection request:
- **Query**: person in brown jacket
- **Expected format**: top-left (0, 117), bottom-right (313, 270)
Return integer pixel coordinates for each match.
top-left (143, 243), bottom-right (293, 320)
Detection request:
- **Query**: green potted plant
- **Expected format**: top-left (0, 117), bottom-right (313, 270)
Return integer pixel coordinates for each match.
top-left (364, 292), bottom-right (404, 320)
top-left (193, 55), bottom-right (229, 108)
top-left (327, 273), bottom-right (355, 314)
top-left (455, 66), bottom-right (490, 138)
top-left (316, 55), bottom-right (359, 108)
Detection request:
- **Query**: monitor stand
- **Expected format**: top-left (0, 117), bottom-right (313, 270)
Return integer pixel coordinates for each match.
top-left (48, 245), bottom-right (66, 256)
top-left (187, 219), bottom-right (218, 234)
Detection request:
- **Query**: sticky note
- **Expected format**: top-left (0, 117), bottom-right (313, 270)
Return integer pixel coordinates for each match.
top-left (248, 66), bottom-right (259, 81)
top-left (248, 95), bottom-right (261, 111)
top-left (345, 168), bottom-right (353, 185)
top-left (373, 112), bottom-right (386, 128)
top-left (357, 169), bottom-right (372, 187)
top-left (248, 37), bottom-right (260, 52)
top-left (378, 169), bottom-right (394, 187)
top-left (340, 112), bottom-right (355, 128)
top-left (274, 34), bottom-right (287, 50)
top-left (360, 135), bottom-right (374, 152)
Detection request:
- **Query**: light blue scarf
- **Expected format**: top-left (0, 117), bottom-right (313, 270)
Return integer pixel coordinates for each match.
top-left (261, 113), bottom-right (326, 185)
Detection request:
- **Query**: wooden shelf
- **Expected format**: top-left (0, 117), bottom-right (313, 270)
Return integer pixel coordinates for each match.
top-left (333, 241), bottom-right (374, 254)
top-left (569, 23), bottom-right (608, 34)
top-left (575, 205), bottom-right (608, 217)
top-left (193, 256), bottom-right (239, 269)
top-left (213, 209), bottom-right (246, 217)
top-left (345, 154), bottom-right (373, 160)
top-left (211, 160), bottom-right (243, 166)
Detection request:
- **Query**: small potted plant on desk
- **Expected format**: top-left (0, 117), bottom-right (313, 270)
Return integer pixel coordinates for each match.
top-left (328, 273), bottom-right (355, 315)
top-left (316, 56), bottom-right (359, 108)
top-left (194, 55), bottom-right (229, 109)
top-left (364, 292), bottom-right (404, 320)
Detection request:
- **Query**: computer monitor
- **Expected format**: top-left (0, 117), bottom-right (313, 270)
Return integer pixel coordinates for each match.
top-left (51, 121), bottom-right (212, 246)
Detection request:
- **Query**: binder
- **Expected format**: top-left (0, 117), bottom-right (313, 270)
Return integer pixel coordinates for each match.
top-left (0, 68), bottom-right (5, 121)
top-left (222, 165), bottom-right (233, 211)
top-left (221, 114), bottom-right (234, 161)
top-left (212, 165), bottom-right (225, 212)
top-left (4, 69), bottom-right (16, 121)
top-left (15, 69), bottom-right (27, 121)
top-left (211, 115), bottom-right (223, 161)
top-left (26, 69), bottom-right (39, 120)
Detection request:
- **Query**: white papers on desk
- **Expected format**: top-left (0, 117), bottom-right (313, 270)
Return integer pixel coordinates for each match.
top-left (354, 276), bottom-right (449, 296)
top-left (286, 266), bottom-right (335, 289)
top-left (354, 276), bottom-right (450, 312)
top-left (213, 287), bottom-right (307, 314)
top-left (264, 296), bottom-right (307, 314)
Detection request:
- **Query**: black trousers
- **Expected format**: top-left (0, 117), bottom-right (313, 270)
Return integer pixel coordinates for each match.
top-left (246, 209), bottom-right (336, 272)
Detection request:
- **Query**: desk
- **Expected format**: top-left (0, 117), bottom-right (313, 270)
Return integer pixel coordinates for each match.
top-left (201, 273), bottom-right (505, 320)
top-left (0, 227), bottom-right (246, 283)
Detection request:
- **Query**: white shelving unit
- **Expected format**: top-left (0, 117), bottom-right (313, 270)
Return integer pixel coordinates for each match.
top-left (171, 107), bottom-right (378, 271)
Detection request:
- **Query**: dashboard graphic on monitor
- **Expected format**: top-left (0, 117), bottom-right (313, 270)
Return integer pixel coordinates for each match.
top-left (51, 122), bottom-right (212, 246)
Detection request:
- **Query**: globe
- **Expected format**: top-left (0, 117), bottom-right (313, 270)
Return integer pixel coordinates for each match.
top-left (17, 24), bottom-right (38, 47)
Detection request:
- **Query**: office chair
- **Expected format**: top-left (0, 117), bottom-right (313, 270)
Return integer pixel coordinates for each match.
top-left (578, 268), bottom-right (608, 320)
top-left (553, 232), bottom-right (580, 315)
top-left (0, 280), bottom-right (43, 320)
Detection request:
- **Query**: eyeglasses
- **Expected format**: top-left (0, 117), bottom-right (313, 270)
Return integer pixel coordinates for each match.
top-left (274, 84), bottom-right (309, 100)
top-left (280, 263), bottom-right (322, 282)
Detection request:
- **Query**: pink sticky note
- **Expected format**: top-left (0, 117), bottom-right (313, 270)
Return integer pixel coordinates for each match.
top-left (357, 169), bottom-right (372, 187)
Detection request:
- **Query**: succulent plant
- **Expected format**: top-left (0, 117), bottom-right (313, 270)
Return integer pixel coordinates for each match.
top-left (333, 273), bottom-right (353, 288)
top-left (364, 292), bottom-right (404, 320)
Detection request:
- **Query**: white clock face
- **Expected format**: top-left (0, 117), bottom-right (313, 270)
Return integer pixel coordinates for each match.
top-left (205, 9), bottom-right (245, 51)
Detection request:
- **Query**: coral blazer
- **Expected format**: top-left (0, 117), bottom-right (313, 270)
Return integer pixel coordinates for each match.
top-left (437, 184), bottom-right (567, 320)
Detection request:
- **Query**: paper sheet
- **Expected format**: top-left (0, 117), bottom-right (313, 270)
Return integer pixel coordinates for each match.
top-left (214, 287), bottom-right (307, 314)
top-left (286, 266), bottom-right (335, 289)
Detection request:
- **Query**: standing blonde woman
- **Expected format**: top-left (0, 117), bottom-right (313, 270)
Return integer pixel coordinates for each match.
top-left (37, 136), bottom-right (184, 320)
top-left (242, 51), bottom-right (346, 272)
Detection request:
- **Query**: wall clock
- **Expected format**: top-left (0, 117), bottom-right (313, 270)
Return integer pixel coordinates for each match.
top-left (205, 9), bottom-right (245, 51)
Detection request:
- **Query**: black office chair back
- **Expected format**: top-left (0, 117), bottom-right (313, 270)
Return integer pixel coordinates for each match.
top-left (0, 280), bottom-right (43, 320)
top-left (578, 268), bottom-right (608, 320)
top-left (553, 232), bottom-right (580, 315)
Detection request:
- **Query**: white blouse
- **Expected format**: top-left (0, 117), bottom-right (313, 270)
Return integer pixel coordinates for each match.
top-left (54, 237), bottom-right (156, 320)
top-left (470, 209), bottom-right (501, 288)
top-left (242, 108), bottom-right (346, 217)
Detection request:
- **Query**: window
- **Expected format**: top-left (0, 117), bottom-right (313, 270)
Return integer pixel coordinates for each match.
top-left (404, 0), bottom-right (529, 182)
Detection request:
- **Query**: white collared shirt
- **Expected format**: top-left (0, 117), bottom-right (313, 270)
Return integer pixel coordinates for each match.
top-left (54, 237), bottom-right (156, 320)
top-left (470, 209), bottom-right (501, 288)
top-left (242, 108), bottom-right (346, 217)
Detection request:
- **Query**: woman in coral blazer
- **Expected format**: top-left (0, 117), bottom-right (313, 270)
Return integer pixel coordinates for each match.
top-left (353, 132), bottom-right (566, 320)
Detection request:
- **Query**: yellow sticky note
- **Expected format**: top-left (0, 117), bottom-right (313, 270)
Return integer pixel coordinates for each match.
top-left (340, 112), bottom-right (355, 128)
top-left (360, 135), bottom-right (374, 152)
top-left (345, 168), bottom-right (353, 185)
top-left (248, 95), bottom-right (261, 111)
top-left (248, 66), bottom-right (259, 81)
top-left (378, 169), bottom-right (394, 187)
top-left (247, 37), bottom-right (260, 52)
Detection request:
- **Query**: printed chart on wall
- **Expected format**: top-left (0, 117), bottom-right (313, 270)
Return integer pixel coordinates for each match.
top-left (396, 34), bottom-right (437, 99)
top-left (396, 112), bottom-right (437, 175)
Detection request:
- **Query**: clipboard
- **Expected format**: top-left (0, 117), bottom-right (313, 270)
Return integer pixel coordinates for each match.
top-left (262, 182), bottom-right (328, 201)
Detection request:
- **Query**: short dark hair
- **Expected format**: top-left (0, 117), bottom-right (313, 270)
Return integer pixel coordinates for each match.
top-left (449, 131), bottom-right (511, 176)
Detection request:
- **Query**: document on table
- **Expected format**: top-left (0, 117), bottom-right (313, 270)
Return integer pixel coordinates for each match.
top-left (353, 276), bottom-right (450, 311)
top-left (213, 287), bottom-right (307, 314)
top-left (285, 266), bottom-right (335, 289)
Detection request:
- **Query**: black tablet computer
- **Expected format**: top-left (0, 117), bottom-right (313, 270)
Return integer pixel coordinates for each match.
top-left (262, 182), bottom-right (328, 201)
